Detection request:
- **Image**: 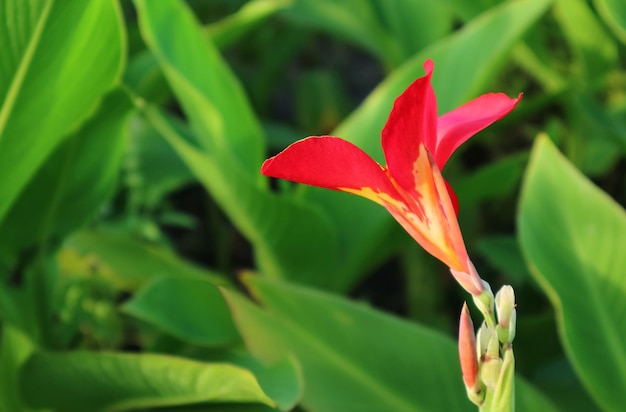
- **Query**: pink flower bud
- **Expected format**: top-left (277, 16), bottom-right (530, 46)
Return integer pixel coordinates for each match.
top-left (458, 303), bottom-right (479, 389)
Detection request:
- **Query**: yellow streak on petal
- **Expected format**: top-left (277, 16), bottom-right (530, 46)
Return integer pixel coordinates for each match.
top-left (406, 144), bottom-right (468, 271)
top-left (335, 145), bottom-right (469, 273)
top-left (337, 186), bottom-right (398, 206)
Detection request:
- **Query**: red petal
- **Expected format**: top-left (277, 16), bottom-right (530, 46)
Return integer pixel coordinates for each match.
top-left (381, 59), bottom-right (438, 193)
top-left (444, 179), bottom-right (459, 215)
top-left (434, 92), bottom-right (522, 168)
top-left (261, 136), bottom-right (398, 198)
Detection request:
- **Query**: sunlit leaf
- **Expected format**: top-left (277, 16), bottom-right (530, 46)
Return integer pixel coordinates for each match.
top-left (224, 276), bottom-right (559, 412)
top-left (0, 90), bottom-right (132, 255)
top-left (134, 0), bottom-right (339, 287)
top-left (58, 228), bottom-right (228, 291)
top-left (133, 0), bottom-right (264, 176)
top-left (20, 351), bottom-right (274, 411)
top-left (0, 0), bottom-right (124, 223)
top-left (519, 136), bottom-right (626, 411)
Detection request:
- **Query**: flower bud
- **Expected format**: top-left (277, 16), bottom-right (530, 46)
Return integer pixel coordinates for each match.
top-left (495, 285), bottom-right (515, 327)
top-left (458, 303), bottom-right (478, 389)
top-left (476, 321), bottom-right (491, 358)
top-left (472, 282), bottom-right (494, 323)
top-left (480, 332), bottom-right (503, 390)
top-left (495, 285), bottom-right (516, 343)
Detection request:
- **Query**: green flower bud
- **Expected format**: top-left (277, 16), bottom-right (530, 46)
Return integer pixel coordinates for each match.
top-left (480, 332), bottom-right (503, 390)
top-left (495, 285), bottom-right (516, 344)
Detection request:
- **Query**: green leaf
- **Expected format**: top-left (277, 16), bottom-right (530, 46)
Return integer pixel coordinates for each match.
top-left (0, 0), bottom-right (125, 224)
top-left (518, 135), bottom-right (626, 411)
top-left (0, 89), bottom-right (132, 255)
top-left (58, 228), bottom-right (229, 291)
top-left (223, 276), bottom-right (558, 412)
top-left (136, 103), bottom-right (337, 287)
top-left (593, 0), bottom-right (626, 44)
top-left (0, 324), bottom-right (36, 412)
top-left (134, 0), bottom-right (339, 286)
top-left (123, 277), bottom-right (240, 347)
top-left (133, 0), bottom-right (264, 176)
top-left (214, 351), bottom-right (303, 411)
top-left (20, 351), bottom-right (274, 411)
top-left (553, 0), bottom-right (618, 82)
top-left (302, 0), bottom-right (552, 291)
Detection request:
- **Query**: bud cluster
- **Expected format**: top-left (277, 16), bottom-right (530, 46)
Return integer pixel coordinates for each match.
top-left (458, 284), bottom-right (517, 408)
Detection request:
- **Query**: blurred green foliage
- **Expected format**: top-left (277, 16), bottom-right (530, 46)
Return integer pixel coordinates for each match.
top-left (0, 0), bottom-right (625, 410)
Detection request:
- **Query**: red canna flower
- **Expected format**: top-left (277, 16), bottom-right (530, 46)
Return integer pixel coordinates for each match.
top-left (261, 59), bottom-right (521, 296)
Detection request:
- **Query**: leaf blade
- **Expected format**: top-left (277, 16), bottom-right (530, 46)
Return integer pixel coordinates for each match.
top-left (518, 136), bottom-right (626, 410)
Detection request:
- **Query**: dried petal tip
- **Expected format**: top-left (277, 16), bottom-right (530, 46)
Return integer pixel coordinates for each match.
top-left (458, 303), bottom-right (478, 388)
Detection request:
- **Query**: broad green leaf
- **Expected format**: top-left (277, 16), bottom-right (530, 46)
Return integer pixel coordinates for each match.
top-left (58, 228), bottom-right (228, 291)
top-left (135, 101), bottom-right (337, 287)
top-left (553, 0), bottom-right (618, 82)
top-left (134, 0), bottom-right (339, 286)
top-left (0, 90), bottom-right (132, 255)
top-left (0, 325), bottom-right (36, 412)
top-left (223, 276), bottom-right (559, 412)
top-left (20, 351), bottom-right (274, 411)
top-left (133, 0), bottom-right (264, 176)
top-left (0, 0), bottom-right (124, 224)
top-left (518, 136), bottom-right (626, 411)
top-left (303, 0), bottom-right (552, 291)
top-left (593, 0), bottom-right (626, 43)
top-left (123, 277), bottom-right (240, 347)
top-left (125, 0), bottom-right (286, 102)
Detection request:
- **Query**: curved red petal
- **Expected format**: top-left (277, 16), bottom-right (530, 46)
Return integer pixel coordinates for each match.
top-left (435, 92), bottom-right (522, 168)
top-left (261, 136), bottom-right (398, 198)
top-left (381, 59), bottom-right (438, 192)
